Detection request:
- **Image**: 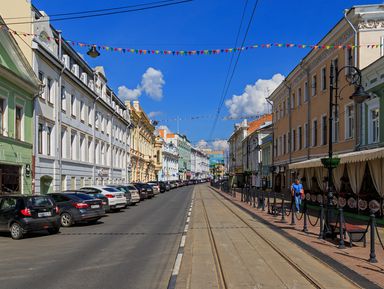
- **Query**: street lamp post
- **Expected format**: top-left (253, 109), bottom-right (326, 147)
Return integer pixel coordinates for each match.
top-left (323, 63), bottom-right (370, 236)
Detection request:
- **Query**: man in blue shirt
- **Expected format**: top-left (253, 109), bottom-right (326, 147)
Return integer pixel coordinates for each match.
top-left (291, 178), bottom-right (304, 212)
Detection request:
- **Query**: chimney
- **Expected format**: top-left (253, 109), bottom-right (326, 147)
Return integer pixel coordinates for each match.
top-left (125, 101), bottom-right (131, 109)
top-left (133, 100), bottom-right (140, 111)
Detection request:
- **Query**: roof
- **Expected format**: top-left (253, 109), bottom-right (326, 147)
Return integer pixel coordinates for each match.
top-left (247, 114), bottom-right (272, 134)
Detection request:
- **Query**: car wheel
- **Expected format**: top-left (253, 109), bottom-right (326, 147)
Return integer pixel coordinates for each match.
top-left (60, 212), bottom-right (73, 227)
top-left (10, 222), bottom-right (23, 240)
top-left (48, 227), bottom-right (60, 234)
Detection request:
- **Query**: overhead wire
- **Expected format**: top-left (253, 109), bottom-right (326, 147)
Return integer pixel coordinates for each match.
top-left (209, 0), bottom-right (261, 139)
top-left (5, 0), bottom-right (193, 25)
top-left (3, 0), bottom-right (180, 20)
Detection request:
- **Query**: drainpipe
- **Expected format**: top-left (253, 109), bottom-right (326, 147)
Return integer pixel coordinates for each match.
top-left (344, 9), bottom-right (362, 150)
top-left (283, 80), bottom-right (292, 191)
top-left (344, 9), bottom-right (358, 67)
top-left (57, 31), bottom-right (65, 193)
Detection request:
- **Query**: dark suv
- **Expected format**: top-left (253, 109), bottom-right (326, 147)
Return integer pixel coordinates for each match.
top-left (50, 192), bottom-right (105, 227)
top-left (0, 195), bottom-right (60, 240)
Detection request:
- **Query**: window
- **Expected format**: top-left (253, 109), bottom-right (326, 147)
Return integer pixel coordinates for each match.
top-left (292, 129), bottom-right (296, 151)
top-left (71, 177), bottom-right (76, 190)
top-left (321, 115), bottom-right (327, 145)
top-left (332, 58), bottom-right (339, 86)
top-left (80, 101), bottom-right (85, 122)
top-left (39, 72), bottom-right (45, 99)
top-left (311, 75), bottom-right (317, 96)
top-left (371, 108), bottom-right (379, 143)
top-left (47, 78), bottom-right (53, 104)
top-left (297, 88), bottom-right (302, 107)
top-left (80, 134), bottom-right (86, 162)
top-left (38, 123), bottom-right (43, 154)
top-left (71, 94), bottom-right (76, 117)
top-left (283, 134), bottom-right (286, 154)
top-left (47, 126), bottom-right (52, 156)
top-left (312, 120), bottom-right (318, 147)
top-left (304, 123), bottom-right (308, 148)
top-left (291, 93), bottom-right (295, 109)
top-left (0, 99), bottom-right (4, 135)
top-left (61, 129), bottom-right (66, 158)
top-left (304, 82), bottom-right (309, 102)
top-left (95, 112), bottom-right (99, 130)
top-left (345, 104), bottom-right (354, 139)
top-left (71, 132), bottom-right (77, 160)
top-left (88, 106), bottom-right (93, 127)
top-left (345, 48), bottom-right (353, 75)
top-left (15, 106), bottom-right (22, 140)
top-left (61, 86), bottom-right (66, 112)
top-left (321, 67), bottom-right (326, 91)
top-left (298, 126), bottom-right (302, 150)
top-left (283, 101), bottom-right (286, 117)
top-left (61, 175), bottom-right (67, 191)
top-left (88, 137), bottom-right (93, 163)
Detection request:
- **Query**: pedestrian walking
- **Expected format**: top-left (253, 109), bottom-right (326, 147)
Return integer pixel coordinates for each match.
top-left (291, 178), bottom-right (304, 212)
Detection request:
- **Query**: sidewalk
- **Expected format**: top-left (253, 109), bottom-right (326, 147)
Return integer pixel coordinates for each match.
top-left (211, 186), bottom-right (384, 288)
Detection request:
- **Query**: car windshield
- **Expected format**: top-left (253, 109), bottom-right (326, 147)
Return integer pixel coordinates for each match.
top-left (115, 186), bottom-right (129, 193)
top-left (103, 187), bottom-right (120, 192)
top-left (127, 185), bottom-right (137, 190)
top-left (27, 196), bottom-right (54, 207)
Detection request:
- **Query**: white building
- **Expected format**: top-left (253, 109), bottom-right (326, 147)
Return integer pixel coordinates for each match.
top-left (14, 7), bottom-right (132, 193)
top-left (191, 147), bottom-right (210, 180)
top-left (158, 141), bottom-right (179, 181)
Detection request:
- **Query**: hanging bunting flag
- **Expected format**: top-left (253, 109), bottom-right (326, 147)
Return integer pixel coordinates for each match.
top-left (1, 25), bottom-right (382, 58)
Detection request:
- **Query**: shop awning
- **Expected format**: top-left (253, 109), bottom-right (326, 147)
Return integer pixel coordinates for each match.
top-left (288, 147), bottom-right (384, 170)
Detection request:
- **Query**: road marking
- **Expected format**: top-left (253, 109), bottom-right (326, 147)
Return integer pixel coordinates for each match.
top-left (180, 235), bottom-right (186, 247)
top-left (172, 253), bottom-right (183, 275)
top-left (168, 194), bottom-right (194, 289)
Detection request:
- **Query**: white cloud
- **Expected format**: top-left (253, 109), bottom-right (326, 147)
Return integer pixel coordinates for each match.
top-left (148, 111), bottom-right (162, 118)
top-left (118, 67), bottom-right (165, 101)
top-left (141, 67), bottom-right (165, 101)
top-left (212, 140), bottom-right (229, 151)
top-left (225, 73), bottom-right (285, 118)
top-left (118, 86), bottom-right (141, 101)
top-left (196, 139), bottom-right (209, 149)
top-left (195, 139), bottom-right (228, 152)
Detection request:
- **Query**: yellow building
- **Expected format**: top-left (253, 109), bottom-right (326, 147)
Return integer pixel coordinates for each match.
top-left (269, 5), bottom-right (384, 193)
top-left (127, 101), bottom-right (162, 182)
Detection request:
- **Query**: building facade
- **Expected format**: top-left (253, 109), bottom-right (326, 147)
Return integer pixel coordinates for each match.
top-left (1, 3), bottom-right (132, 194)
top-left (269, 5), bottom-right (384, 194)
top-left (190, 147), bottom-right (209, 180)
top-left (205, 150), bottom-right (226, 178)
top-left (0, 18), bottom-right (39, 194)
top-left (228, 120), bottom-right (248, 187)
top-left (157, 129), bottom-right (179, 181)
top-left (128, 101), bottom-right (161, 182)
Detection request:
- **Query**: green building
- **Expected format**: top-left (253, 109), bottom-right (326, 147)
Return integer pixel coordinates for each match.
top-left (177, 134), bottom-right (191, 180)
top-left (0, 19), bottom-right (39, 194)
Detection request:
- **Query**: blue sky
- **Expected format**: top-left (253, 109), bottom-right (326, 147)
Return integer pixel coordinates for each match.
top-left (33, 0), bottom-right (380, 147)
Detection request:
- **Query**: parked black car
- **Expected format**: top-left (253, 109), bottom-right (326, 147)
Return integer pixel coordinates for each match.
top-left (157, 181), bottom-right (167, 193)
top-left (0, 195), bottom-right (60, 240)
top-left (133, 183), bottom-right (154, 199)
top-left (78, 190), bottom-right (110, 212)
top-left (132, 183), bottom-right (148, 200)
top-left (50, 192), bottom-right (105, 227)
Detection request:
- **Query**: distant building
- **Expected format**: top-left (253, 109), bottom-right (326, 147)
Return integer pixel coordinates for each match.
top-left (205, 150), bottom-right (225, 178)
top-left (191, 147), bottom-right (209, 180)
top-left (157, 129), bottom-right (179, 181)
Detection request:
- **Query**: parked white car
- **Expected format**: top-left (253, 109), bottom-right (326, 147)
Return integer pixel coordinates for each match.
top-left (126, 184), bottom-right (141, 204)
top-left (147, 182), bottom-right (160, 195)
top-left (80, 186), bottom-right (127, 211)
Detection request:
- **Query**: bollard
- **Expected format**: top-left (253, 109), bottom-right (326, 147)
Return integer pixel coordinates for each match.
top-left (273, 192), bottom-right (277, 216)
top-left (318, 203), bottom-right (324, 239)
top-left (337, 208), bottom-right (346, 249)
top-left (302, 199), bottom-right (308, 232)
top-left (241, 188), bottom-right (243, 202)
top-left (261, 191), bottom-right (265, 211)
top-left (281, 197), bottom-right (286, 223)
top-left (267, 191), bottom-right (271, 214)
top-left (290, 195), bottom-right (296, 225)
top-left (369, 211), bottom-right (378, 263)
top-left (253, 190), bottom-right (256, 208)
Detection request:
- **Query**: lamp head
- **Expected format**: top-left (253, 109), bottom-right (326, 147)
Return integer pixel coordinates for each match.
top-left (350, 85), bottom-right (370, 104)
top-left (87, 46), bottom-right (100, 58)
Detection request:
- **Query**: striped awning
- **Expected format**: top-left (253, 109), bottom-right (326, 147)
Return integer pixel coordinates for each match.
top-left (288, 147), bottom-right (384, 169)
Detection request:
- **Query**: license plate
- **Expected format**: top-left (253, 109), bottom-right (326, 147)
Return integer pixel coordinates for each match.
top-left (91, 205), bottom-right (100, 209)
top-left (38, 212), bottom-right (52, 217)
top-left (116, 204), bottom-right (125, 208)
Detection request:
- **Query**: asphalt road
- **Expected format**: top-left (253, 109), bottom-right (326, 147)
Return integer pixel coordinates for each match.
top-left (0, 185), bottom-right (193, 289)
